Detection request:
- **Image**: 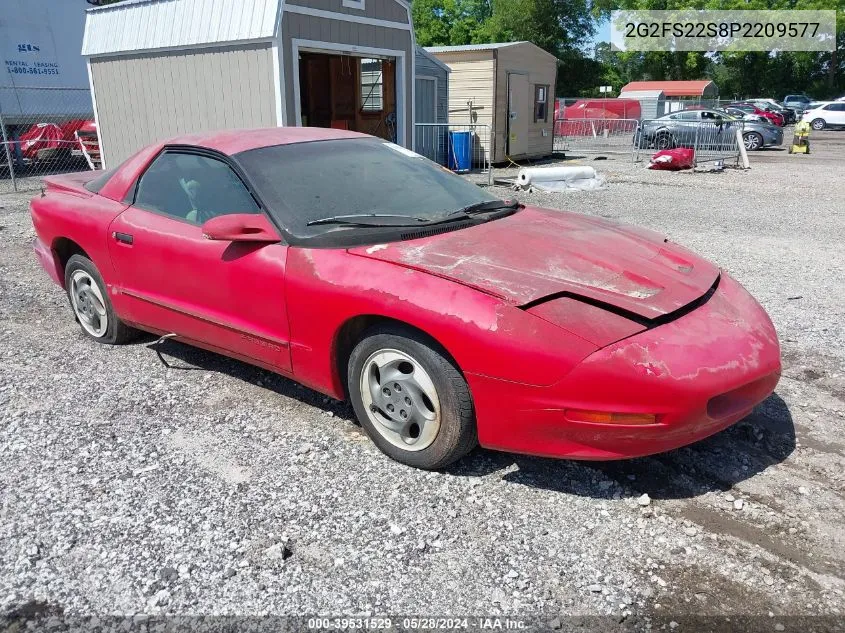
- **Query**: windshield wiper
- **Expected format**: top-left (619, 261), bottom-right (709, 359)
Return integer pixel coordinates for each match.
top-left (306, 213), bottom-right (430, 227)
top-left (447, 199), bottom-right (522, 218)
top-left (306, 201), bottom-right (522, 229)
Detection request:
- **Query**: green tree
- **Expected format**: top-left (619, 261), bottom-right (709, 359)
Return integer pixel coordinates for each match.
top-left (414, 0), bottom-right (600, 96)
top-left (480, 0), bottom-right (595, 58)
top-left (412, 0), bottom-right (493, 46)
top-left (591, 0), bottom-right (844, 98)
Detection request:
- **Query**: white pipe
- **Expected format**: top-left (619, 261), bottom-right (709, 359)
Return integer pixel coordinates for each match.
top-left (735, 127), bottom-right (750, 169)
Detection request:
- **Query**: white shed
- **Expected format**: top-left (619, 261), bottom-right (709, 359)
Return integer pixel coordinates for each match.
top-left (82, 0), bottom-right (416, 167)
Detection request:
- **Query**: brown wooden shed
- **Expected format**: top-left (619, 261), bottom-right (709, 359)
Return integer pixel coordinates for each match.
top-left (425, 41), bottom-right (558, 164)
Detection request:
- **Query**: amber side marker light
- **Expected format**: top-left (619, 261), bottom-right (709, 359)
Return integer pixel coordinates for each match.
top-left (565, 410), bottom-right (658, 425)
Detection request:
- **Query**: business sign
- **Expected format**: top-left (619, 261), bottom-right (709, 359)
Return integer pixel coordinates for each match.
top-left (2, 22), bottom-right (62, 85)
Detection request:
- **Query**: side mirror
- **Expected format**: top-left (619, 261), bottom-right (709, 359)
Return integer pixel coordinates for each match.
top-left (202, 213), bottom-right (280, 243)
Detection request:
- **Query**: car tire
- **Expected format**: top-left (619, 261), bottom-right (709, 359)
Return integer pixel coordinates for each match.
top-left (655, 132), bottom-right (675, 150)
top-left (811, 118), bottom-right (826, 131)
top-left (743, 132), bottom-right (763, 151)
top-left (64, 254), bottom-right (137, 345)
top-left (347, 324), bottom-right (477, 469)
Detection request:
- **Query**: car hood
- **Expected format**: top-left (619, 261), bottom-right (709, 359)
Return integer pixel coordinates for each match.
top-left (348, 207), bottom-right (720, 320)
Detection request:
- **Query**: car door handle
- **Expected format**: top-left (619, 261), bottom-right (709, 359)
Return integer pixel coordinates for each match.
top-left (113, 232), bottom-right (134, 245)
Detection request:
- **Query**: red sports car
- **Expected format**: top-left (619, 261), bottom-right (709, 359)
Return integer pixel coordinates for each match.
top-left (30, 128), bottom-right (781, 469)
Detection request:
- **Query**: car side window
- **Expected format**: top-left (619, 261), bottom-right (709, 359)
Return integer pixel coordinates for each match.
top-left (678, 112), bottom-right (699, 121)
top-left (134, 152), bottom-right (260, 225)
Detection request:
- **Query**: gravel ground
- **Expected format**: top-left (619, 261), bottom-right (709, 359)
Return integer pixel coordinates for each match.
top-left (1, 132), bottom-right (844, 631)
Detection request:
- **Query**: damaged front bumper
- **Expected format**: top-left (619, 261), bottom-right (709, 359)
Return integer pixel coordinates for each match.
top-left (467, 273), bottom-right (782, 460)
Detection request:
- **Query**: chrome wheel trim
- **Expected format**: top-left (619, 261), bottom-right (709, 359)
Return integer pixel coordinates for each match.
top-left (70, 270), bottom-right (108, 337)
top-left (359, 348), bottom-right (441, 452)
top-left (811, 119), bottom-right (825, 130)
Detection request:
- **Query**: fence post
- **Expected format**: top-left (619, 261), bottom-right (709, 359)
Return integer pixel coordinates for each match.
top-left (735, 125), bottom-right (750, 169)
top-left (0, 111), bottom-right (17, 193)
top-left (692, 122), bottom-right (701, 168)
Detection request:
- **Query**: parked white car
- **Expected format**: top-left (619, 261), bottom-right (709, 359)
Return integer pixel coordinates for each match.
top-left (802, 102), bottom-right (845, 130)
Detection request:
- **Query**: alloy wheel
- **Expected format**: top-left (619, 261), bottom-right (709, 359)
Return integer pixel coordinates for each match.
top-left (744, 133), bottom-right (761, 151)
top-left (70, 270), bottom-right (108, 337)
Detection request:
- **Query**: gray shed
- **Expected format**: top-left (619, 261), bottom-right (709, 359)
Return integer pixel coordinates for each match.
top-left (413, 46), bottom-right (449, 163)
top-left (616, 89), bottom-right (666, 120)
top-left (82, 0), bottom-right (416, 167)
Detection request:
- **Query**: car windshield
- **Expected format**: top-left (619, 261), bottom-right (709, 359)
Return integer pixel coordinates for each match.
top-left (236, 138), bottom-right (500, 240)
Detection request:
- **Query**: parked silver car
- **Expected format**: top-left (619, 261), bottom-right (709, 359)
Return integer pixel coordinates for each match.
top-left (635, 109), bottom-right (783, 151)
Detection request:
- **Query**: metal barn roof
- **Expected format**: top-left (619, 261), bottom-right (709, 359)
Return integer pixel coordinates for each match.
top-left (415, 46), bottom-right (451, 73)
top-left (425, 42), bottom-right (529, 53)
top-left (425, 41), bottom-right (559, 62)
top-left (81, 0), bottom-right (282, 56)
top-left (621, 81), bottom-right (715, 97)
top-left (617, 89), bottom-right (665, 99)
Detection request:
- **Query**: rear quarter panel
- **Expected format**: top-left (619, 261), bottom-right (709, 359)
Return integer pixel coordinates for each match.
top-left (30, 189), bottom-right (128, 288)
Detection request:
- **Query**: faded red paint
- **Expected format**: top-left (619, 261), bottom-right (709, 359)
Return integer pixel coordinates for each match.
top-left (348, 208), bottom-right (719, 319)
top-left (29, 128), bottom-right (781, 461)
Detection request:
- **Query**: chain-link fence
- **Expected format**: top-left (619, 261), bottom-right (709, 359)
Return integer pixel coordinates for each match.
top-left (553, 118), bottom-right (639, 155)
top-left (633, 119), bottom-right (744, 167)
top-left (1, 87), bottom-right (97, 193)
top-left (414, 123), bottom-right (492, 186)
top-left (555, 96), bottom-right (797, 124)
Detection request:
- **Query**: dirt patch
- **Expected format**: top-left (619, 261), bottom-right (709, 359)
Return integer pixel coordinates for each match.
top-left (679, 504), bottom-right (843, 578)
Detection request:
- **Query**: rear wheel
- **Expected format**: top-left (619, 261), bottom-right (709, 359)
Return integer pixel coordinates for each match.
top-left (64, 254), bottom-right (137, 345)
top-left (347, 325), bottom-right (476, 469)
top-left (743, 132), bottom-right (763, 151)
top-left (811, 118), bottom-right (826, 131)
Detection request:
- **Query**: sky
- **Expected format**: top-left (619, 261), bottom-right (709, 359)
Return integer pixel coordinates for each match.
top-left (588, 18), bottom-right (612, 54)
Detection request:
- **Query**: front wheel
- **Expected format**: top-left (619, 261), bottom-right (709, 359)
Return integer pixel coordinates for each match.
top-left (811, 118), bottom-right (826, 131)
top-left (64, 254), bottom-right (137, 344)
top-left (655, 132), bottom-right (675, 150)
top-left (347, 325), bottom-right (477, 469)
top-left (743, 132), bottom-right (763, 151)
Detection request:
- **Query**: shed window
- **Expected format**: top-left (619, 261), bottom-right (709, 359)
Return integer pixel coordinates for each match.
top-left (342, 0), bottom-right (365, 8)
top-left (534, 85), bottom-right (549, 122)
top-left (361, 59), bottom-right (383, 112)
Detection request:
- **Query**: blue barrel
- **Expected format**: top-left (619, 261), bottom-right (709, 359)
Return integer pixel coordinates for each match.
top-left (447, 131), bottom-right (473, 172)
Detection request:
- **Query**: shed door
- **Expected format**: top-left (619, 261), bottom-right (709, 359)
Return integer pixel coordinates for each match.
top-left (415, 76), bottom-right (438, 161)
top-left (507, 73), bottom-right (529, 156)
